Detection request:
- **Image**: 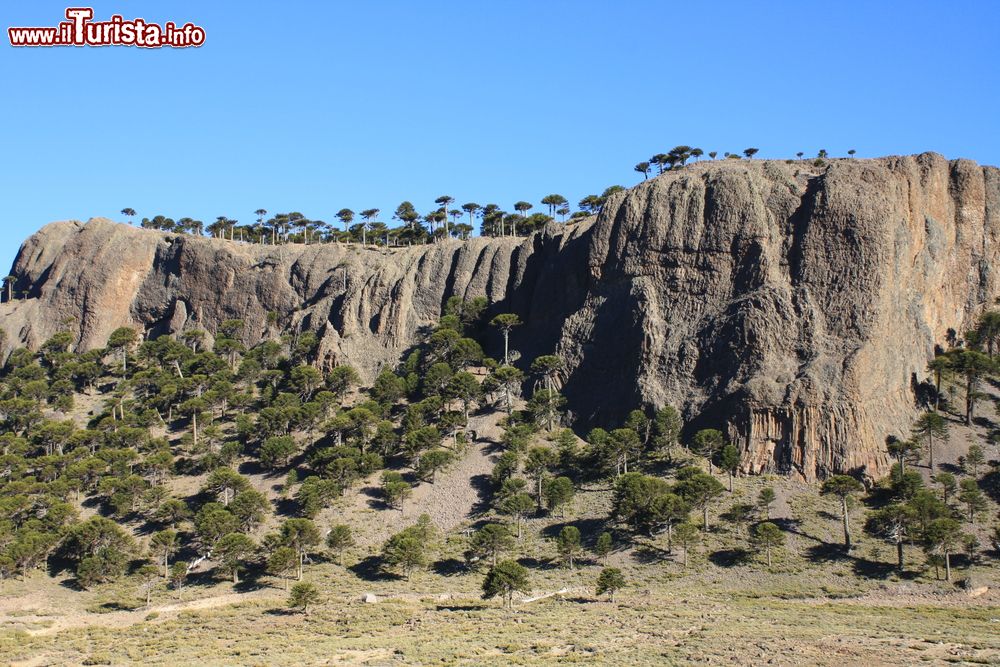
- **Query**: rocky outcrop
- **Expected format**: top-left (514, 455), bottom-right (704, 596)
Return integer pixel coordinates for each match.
top-left (3, 153), bottom-right (998, 480)
top-left (0, 217), bottom-right (591, 377)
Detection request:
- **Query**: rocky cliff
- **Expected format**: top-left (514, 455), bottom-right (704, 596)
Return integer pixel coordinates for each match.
top-left (3, 153), bottom-right (998, 480)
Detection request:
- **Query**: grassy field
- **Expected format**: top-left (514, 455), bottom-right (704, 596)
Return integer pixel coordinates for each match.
top-left (2, 577), bottom-right (998, 666)
top-left (2, 386), bottom-right (998, 665)
top-left (2, 468), bottom-right (998, 666)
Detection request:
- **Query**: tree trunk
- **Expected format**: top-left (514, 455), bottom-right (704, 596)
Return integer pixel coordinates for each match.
top-left (841, 498), bottom-right (851, 550)
top-left (934, 371), bottom-right (941, 412)
top-left (703, 505), bottom-right (709, 532)
top-left (928, 434), bottom-right (934, 470)
top-left (966, 376), bottom-right (974, 425)
top-left (944, 551), bottom-right (951, 581)
top-left (503, 331), bottom-right (510, 366)
top-left (896, 538), bottom-right (904, 570)
top-left (728, 471), bottom-right (733, 493)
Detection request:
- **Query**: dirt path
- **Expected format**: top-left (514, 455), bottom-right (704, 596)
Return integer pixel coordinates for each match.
top-left (1, 588), bottom-right (277, 638)
top-left (338, 410), bottom-right (504, 548)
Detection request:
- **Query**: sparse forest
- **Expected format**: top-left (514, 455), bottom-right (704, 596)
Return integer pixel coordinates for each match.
top-left (110, 146), bottom-right (861, 253)
top-left (0, 288), bottom-right (998, 623)
top-left (0, 153), bottom-right (996, 665)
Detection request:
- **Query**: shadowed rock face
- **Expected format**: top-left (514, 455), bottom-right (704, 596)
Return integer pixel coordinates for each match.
top-left (3, 153), bottom-right (998, 480)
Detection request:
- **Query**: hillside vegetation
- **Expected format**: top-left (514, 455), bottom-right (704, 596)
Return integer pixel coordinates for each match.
top-left (0, 295), bottom-right (999, 665)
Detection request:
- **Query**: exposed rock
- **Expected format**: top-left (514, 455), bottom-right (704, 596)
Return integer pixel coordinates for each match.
top-left (561, 153), bottom-right (1000, 479)
top-left (361, 593), bottom-right (378, 604)
top-left (959, 576), bottom-right (988, 597)
top-left (2, 153), bottom-right (998, 480)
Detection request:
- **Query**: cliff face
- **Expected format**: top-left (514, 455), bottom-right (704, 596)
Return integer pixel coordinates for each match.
top-left (3, 153), bottom-right (998, 480)
top-left (0, 216), bottom-right (592, 378)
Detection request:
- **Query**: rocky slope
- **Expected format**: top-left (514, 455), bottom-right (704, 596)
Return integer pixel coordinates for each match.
top-left (3, 153), bottom-right (998, 480)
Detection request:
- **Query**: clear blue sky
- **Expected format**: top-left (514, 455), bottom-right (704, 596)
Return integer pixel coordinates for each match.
top-left (3, 1), bottom-right (998, 271)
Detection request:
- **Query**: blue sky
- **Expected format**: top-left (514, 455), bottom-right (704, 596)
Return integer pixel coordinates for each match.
top-left (2, 1), bottom-right (998, 271)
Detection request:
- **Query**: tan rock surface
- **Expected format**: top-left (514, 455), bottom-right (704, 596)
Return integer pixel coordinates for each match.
top-left (3, 153), bottom-right (997, 480)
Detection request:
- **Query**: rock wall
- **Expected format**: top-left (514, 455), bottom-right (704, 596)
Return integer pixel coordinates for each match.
top-left (3, 153), bottom-right (998, 480)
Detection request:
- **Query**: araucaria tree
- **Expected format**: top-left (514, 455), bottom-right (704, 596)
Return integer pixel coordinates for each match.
top-left (280, 518), bottom-right (321, 580)
top-left (719, 444), bottom-right (740, 492)
top-left (287, 581), bottom-right (321, 615)
top-left (107, 327), bottom-right (138, 372)
top-left (482, 560), bottom-right (530, 610)
top-left (750, 522), bottom-right (784, 567)
top-left (821, 475), bottom-right (863, 551)
top-left (923, 517), bottom-right (962, 581)
top-left (336, 208), bottom-right (355, 240)
top-left (434, 196), bottom-right (455, 237)
top-left (468, 524), bottom-right (515, 567)
top-left (675, 467), bottom-right (725, 532)
top-left (692, 429), bottom-right (725, 474)
top-left (673, 522), bottom-right (699, 568)
top-left (325, 525), bottom-right (354, 566)
top-left (382, 516), bottom-right (434, 580)
top-left (757, 487), bottom-right (776, 520)
top-left (596, 567), bottom-right (626, 602)
top-left (946, 349), bottom-right (996, 425)
top-left (866, 503), bottom-right (916, 570)
top-left (490, 314), bottom-right (522, 366)
top-left (556, 525), bottom-right (582, 568)
top-left (911, 411), bottom-right (948, 470)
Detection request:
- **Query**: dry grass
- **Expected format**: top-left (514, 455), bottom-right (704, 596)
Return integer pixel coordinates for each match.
top-left (1, 581), bottom-right (998, 666)
top-left (4, 392), bottom-right (1000, 665)
top-left (2, 464), bottom-right (998, 666)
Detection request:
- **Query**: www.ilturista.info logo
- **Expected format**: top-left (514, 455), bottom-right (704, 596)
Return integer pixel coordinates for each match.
top-left (8, 8), bottom-right (205, 48)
